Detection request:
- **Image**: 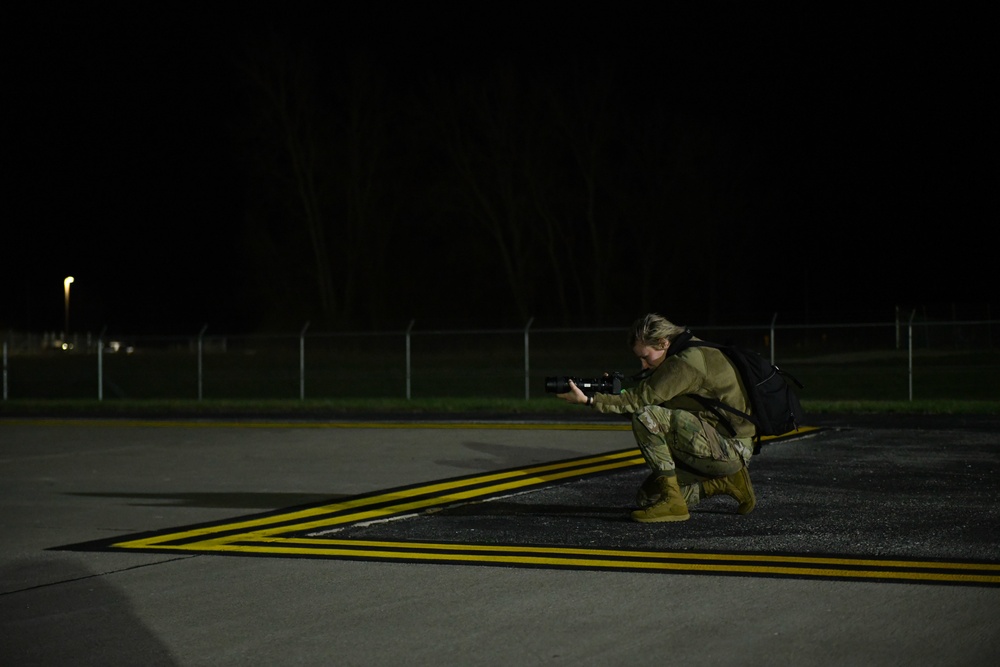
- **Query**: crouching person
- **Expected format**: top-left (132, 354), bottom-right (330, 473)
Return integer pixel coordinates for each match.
top-left (555, 313), bottom-right (756, 523)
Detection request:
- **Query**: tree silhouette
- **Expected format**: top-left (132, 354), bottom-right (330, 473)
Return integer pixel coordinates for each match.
top-left (227, 34), bottom-right (771, 330)
top-left (234, 34), bottom-right (393, 329)
top-left (429, 65), bottom-right (546, 323)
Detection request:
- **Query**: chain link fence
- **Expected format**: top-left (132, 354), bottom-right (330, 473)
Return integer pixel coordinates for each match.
top-left (3, 316), bottom-right (998, 403)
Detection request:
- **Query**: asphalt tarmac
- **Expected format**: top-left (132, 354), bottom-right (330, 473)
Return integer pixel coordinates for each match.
top-left (1, 413), bottom-right (998, 666)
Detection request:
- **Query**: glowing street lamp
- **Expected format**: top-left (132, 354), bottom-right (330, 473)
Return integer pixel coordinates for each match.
top-left (63, 276), bottom-right (74, 334)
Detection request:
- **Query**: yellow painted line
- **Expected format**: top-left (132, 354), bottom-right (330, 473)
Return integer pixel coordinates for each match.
top-left (111, 449), bottom-right (645, 549)
top-left (262, 538), bottom-right (1000, 572)
top-left (65, 423), bottom-right (986, 587)
top-left (118, 539), bottom-right (1000, 586)
top-left (235, 458), bottom-right (643, 540)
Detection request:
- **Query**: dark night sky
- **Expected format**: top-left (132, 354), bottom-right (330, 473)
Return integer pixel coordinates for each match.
top-left (6, 3), bottom-right (997, 335)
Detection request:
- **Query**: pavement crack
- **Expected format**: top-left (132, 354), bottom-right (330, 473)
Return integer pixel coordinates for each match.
top-left (0, 555), bottom-right (199, 596)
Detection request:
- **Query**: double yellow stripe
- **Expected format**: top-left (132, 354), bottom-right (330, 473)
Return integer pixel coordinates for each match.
top-left (102, 437), bottom-right (1000, 587)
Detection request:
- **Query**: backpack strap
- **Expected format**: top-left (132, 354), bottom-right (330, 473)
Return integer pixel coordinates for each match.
top-left (666, 329), bottom-right (695, 356)
top-left (665, 334), bottom-right (760, 444)
top-left (685, 393), bottom-right (758, 438)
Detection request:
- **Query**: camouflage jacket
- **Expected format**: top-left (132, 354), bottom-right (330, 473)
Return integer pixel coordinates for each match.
top-left (593, 338), bottom-right (755, 440)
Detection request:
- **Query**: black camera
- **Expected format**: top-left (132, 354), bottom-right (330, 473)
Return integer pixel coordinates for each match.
top-left (544, 372), bottom-right (623, 396)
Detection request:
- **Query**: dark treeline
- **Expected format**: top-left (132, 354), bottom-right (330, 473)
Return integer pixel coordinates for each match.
top-left (224, 25), bottom-right (808, 332)
top-left (10, 5), bottom-right (990, 336)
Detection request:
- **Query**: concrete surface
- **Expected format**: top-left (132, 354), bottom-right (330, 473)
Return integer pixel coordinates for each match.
top-left (1, 414), bottom-right (998, 666)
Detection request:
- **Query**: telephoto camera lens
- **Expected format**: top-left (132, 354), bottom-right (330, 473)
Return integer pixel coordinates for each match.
top-left (544, 376), bottom-right (618, 396)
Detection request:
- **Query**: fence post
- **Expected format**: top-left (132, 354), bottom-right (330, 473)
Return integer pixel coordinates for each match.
top-left (908, 310), bottom-right (916, 401)
top-left (405, 320), bottom-right (415, 400)
top-left (198, 324), bottom-right (208, 401)
top-left (299, 321), bottom-right (310, 400)
top-left (97, 326), bottom-right (106, 401)
top-left (524, 317), bottom-right (534, 400)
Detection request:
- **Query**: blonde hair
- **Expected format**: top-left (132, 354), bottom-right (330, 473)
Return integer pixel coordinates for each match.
top-left (628, 313), bottom-right (686, 349)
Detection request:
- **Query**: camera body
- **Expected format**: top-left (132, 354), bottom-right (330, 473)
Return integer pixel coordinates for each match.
top-left (544, 372), bottom-right (623, 396)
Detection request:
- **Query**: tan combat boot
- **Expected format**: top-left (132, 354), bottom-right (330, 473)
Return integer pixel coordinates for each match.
top-left (631, 475), bottom-right (690, 523)
top-left (635, 472), bottom-right (661, 507)
top-left (637, 472), bottom-right (700, 508)
top-left (700, 466), bottom-right (756, 515)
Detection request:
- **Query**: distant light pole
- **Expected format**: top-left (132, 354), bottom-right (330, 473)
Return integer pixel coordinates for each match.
top-left (63, 276), bottom-right (74, 334)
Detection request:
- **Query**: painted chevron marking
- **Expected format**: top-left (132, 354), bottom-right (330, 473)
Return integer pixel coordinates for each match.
top-left (53, 424), bottom-right (1000, 587)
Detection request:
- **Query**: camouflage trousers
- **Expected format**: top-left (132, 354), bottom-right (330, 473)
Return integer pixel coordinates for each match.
top-left (631, 405), bottom-right (752, 506)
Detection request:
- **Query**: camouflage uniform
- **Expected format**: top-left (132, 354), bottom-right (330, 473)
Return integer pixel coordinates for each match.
top-left (592, 340), bottom-right (754, 504)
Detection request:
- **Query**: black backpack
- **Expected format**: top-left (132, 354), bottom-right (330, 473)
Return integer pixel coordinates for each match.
top-left (669, 330), bottom-right (804, 453)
